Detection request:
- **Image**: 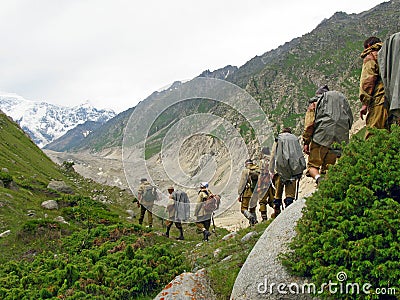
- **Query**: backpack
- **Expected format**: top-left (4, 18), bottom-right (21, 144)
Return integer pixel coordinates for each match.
top-left (275, 133), bottom-right (306, 182)
top-left (142, 185), bottom-right (157, 202)
top-left (313, 91), bottom-right (353, 148)
top-left (247, 168), bottom-right (260, 192)
top-left (203, 194), bottom-right (221, 213)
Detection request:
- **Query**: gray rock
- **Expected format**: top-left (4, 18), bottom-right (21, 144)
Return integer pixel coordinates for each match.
top-left (41, 200), bottom-right (59, 210)
top-left (240, 231), bottom-right (258, 243)
top-left (54, 216), bottom-right (69, 224)
top-left (222, 231), bottom-right (238, 240)
top-left (0, 180), bottom-right (3, 188)
top-left (47, 180), bottom-right (74, 194)
top-left (231, 198), bottom-right (316, 300)
top-left (126, 209), bottom-right (135, 217)
top-left (0, 230), bottom-right (11, 238)
top-left (1, 168), bottom-right (9, 173)
top-left (221, 255), bottom-right (232, 262)
top-left (154, 268), bottom-right (216, 300)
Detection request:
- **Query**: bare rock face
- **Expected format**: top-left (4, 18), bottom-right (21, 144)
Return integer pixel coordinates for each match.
top-left (154, 268), bottom-right (216, 300)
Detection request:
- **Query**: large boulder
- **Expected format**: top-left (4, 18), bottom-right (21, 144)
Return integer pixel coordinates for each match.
top-left (154, 268), bottom-right (216, 300)
top-left (47, 180), bottom-right (74, 194)
top-left (231, 198), bottom-right (315, 300)
top-left (41, 200), bottom-right (59, 210)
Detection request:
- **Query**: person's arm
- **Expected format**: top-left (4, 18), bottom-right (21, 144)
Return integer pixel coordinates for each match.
top-left (269, 142), bottom-right (277, 173)
top-left (237, 169), bottom-right (248, 196)
top-left (359, 55), bottom-right (379, 119)
top-left (302, 102), bottom-right (316, 154)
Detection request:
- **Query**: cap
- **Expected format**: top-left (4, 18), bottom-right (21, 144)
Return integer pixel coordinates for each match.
top-left (140, 178), bottom-right (147, 182)
top-left (316, 85), bottom-right (329, 95)
top-left (200, 182), bottom-right (209, 188)
top-left (167, 186), bottom-right (174, 190)
top-left (261, 147), bottom-right (270, 155)
top-left (245, 159), bottom-right (253, 165)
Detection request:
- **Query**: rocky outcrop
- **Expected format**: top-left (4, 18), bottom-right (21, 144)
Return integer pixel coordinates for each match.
top-left (47, 180), bottom-right (74, 194)
top-left (154, 268), bottom-right (216, 300)
top-left (231, 198), bottom-right (315, 300)
top-left (41, 200), bottom-right (59, 210)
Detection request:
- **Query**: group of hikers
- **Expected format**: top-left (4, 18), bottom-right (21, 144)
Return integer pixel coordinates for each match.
top-left (134, 32), bottom-right (400, 240)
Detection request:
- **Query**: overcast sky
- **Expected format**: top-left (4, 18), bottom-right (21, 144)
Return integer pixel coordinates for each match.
top-left (0, 0), bottom-right (387, 113)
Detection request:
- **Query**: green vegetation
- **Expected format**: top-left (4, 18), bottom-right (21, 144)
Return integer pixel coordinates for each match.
top-left (282, 126), bottom-right (400, 299)
top-left (0, 111), bottom-right (273, 299)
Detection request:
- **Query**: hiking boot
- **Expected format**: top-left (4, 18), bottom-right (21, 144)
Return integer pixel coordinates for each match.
top-left (261, 214), bottom-right (268, 222)
top-left (176, 235), bottom-right (184, 240)
top-left (250, 213), bottom-right (258, 225)
top-left (284, 197), bottom-right (294, 207)
top-left (272, 199), bottom-right (282, 218)
top-left (316, 176), bottom-right (324, 186)
top-left (203, 230), bottom-right (211, 241)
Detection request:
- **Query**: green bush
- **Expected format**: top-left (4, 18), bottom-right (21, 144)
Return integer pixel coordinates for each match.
top-left (0, 171), bottom-right (13, 186)
top-left (283, 126), bottom-right (400, 299)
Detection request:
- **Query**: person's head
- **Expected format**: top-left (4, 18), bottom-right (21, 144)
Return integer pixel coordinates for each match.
top-left (200, 182), bottom-right (209, 189)
top-left (316, 85), bottom-right (329, 95)
top-left (281, 127), bottom-right (292, 134)
top-left (245, 159), bottom-right (253, 167)
top-left (261, 147), bottom-right (270, 156)
top-left (167, 186), bottom-right (174, 194)
top-left (364, 36), bottom-right (381, 49)
top-left (140, 178), bottom-right (147, 183)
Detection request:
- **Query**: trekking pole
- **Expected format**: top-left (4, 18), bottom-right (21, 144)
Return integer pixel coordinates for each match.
top-left (295, 177), bottom-right (300, 201)
top-left (211, 212), bottom-right (217, 235)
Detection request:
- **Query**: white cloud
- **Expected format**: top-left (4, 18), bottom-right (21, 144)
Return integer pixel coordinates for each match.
top-left (0, 0), bottom-right (387, 112)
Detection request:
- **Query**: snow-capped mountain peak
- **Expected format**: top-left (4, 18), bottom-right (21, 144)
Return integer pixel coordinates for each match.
top-left (0, 93), bottom-right (116, 148)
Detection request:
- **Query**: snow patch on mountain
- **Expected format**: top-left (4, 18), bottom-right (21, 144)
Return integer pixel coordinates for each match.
top-left (0, 92), bottom-right (116, 148)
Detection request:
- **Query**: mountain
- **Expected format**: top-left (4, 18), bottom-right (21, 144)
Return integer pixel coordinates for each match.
top-left (52, 0), bottom-right (400, 154)
top-left (0, 93), bottom-right (116, 148)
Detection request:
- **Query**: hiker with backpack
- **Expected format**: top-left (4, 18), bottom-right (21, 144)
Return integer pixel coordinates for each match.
top-left (302, 85), bottom-right (353, 185)
top-left (165, 186), bottom-right (190, 240)
top-left (269, 128), bottom-right (306, 218)
top-left (378, 32), bottom-right (400, 126)
top-left (359, 36), bottom-right (388, 139)
top-left (137, 178), bottom-right (158, 228)
top-left (257, 147), bottom-right (275, 222)
top-left (237, 159), bottom-right (260, 226)
top-left (194, 182), bottom-right (216, 241)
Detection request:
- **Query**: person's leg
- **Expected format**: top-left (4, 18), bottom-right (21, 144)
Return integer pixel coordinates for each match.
top-left (272, 175), bottom-right (283, 218)
top-left (147, 209), bottom-right (153, 227)
top-left (259, 189), bottom-right (268, 221)
top-left (165, 220), bottom-right (172, 237)
top-left (175, 222), bottom-right (184, 240)
top-left (307, 142), bottom-right (324, 184)
top-left (283, 180), bottom-right (296, 207)
top-left (365, 101), bottom-right (388, 139)
top-left (138, 204), bottom-right (146, 225)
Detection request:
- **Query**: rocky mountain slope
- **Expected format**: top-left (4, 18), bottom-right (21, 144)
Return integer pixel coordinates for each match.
top-left (0, 93), bottom-right (116, 147)
top-left (49, 0), bottom-right (400, 154)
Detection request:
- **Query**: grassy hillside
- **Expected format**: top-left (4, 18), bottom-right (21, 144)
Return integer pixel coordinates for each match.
top-left (0, 111), bottom-right (134, 262)
top-left (0, 110), bottom-right (273, 299)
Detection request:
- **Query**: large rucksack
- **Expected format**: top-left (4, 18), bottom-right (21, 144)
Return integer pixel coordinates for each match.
top-left (313, 91), bottom-right (353, 148)
top-left (274, 133), bottom-right (306, 182)
top-left (247, 167), bottom-right (260, 192)
top-left (142, 185), bottom-right (157, 202)
top-left (203, 194), bottom-right (221, 214)
top-left (378, 32), bottom-right (400, 119)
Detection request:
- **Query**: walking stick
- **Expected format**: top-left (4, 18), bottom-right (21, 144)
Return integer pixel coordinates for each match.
top-left (211, 212), bottom-right (217, 235)
top-left (295, 176), bottom-right (300, 201)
